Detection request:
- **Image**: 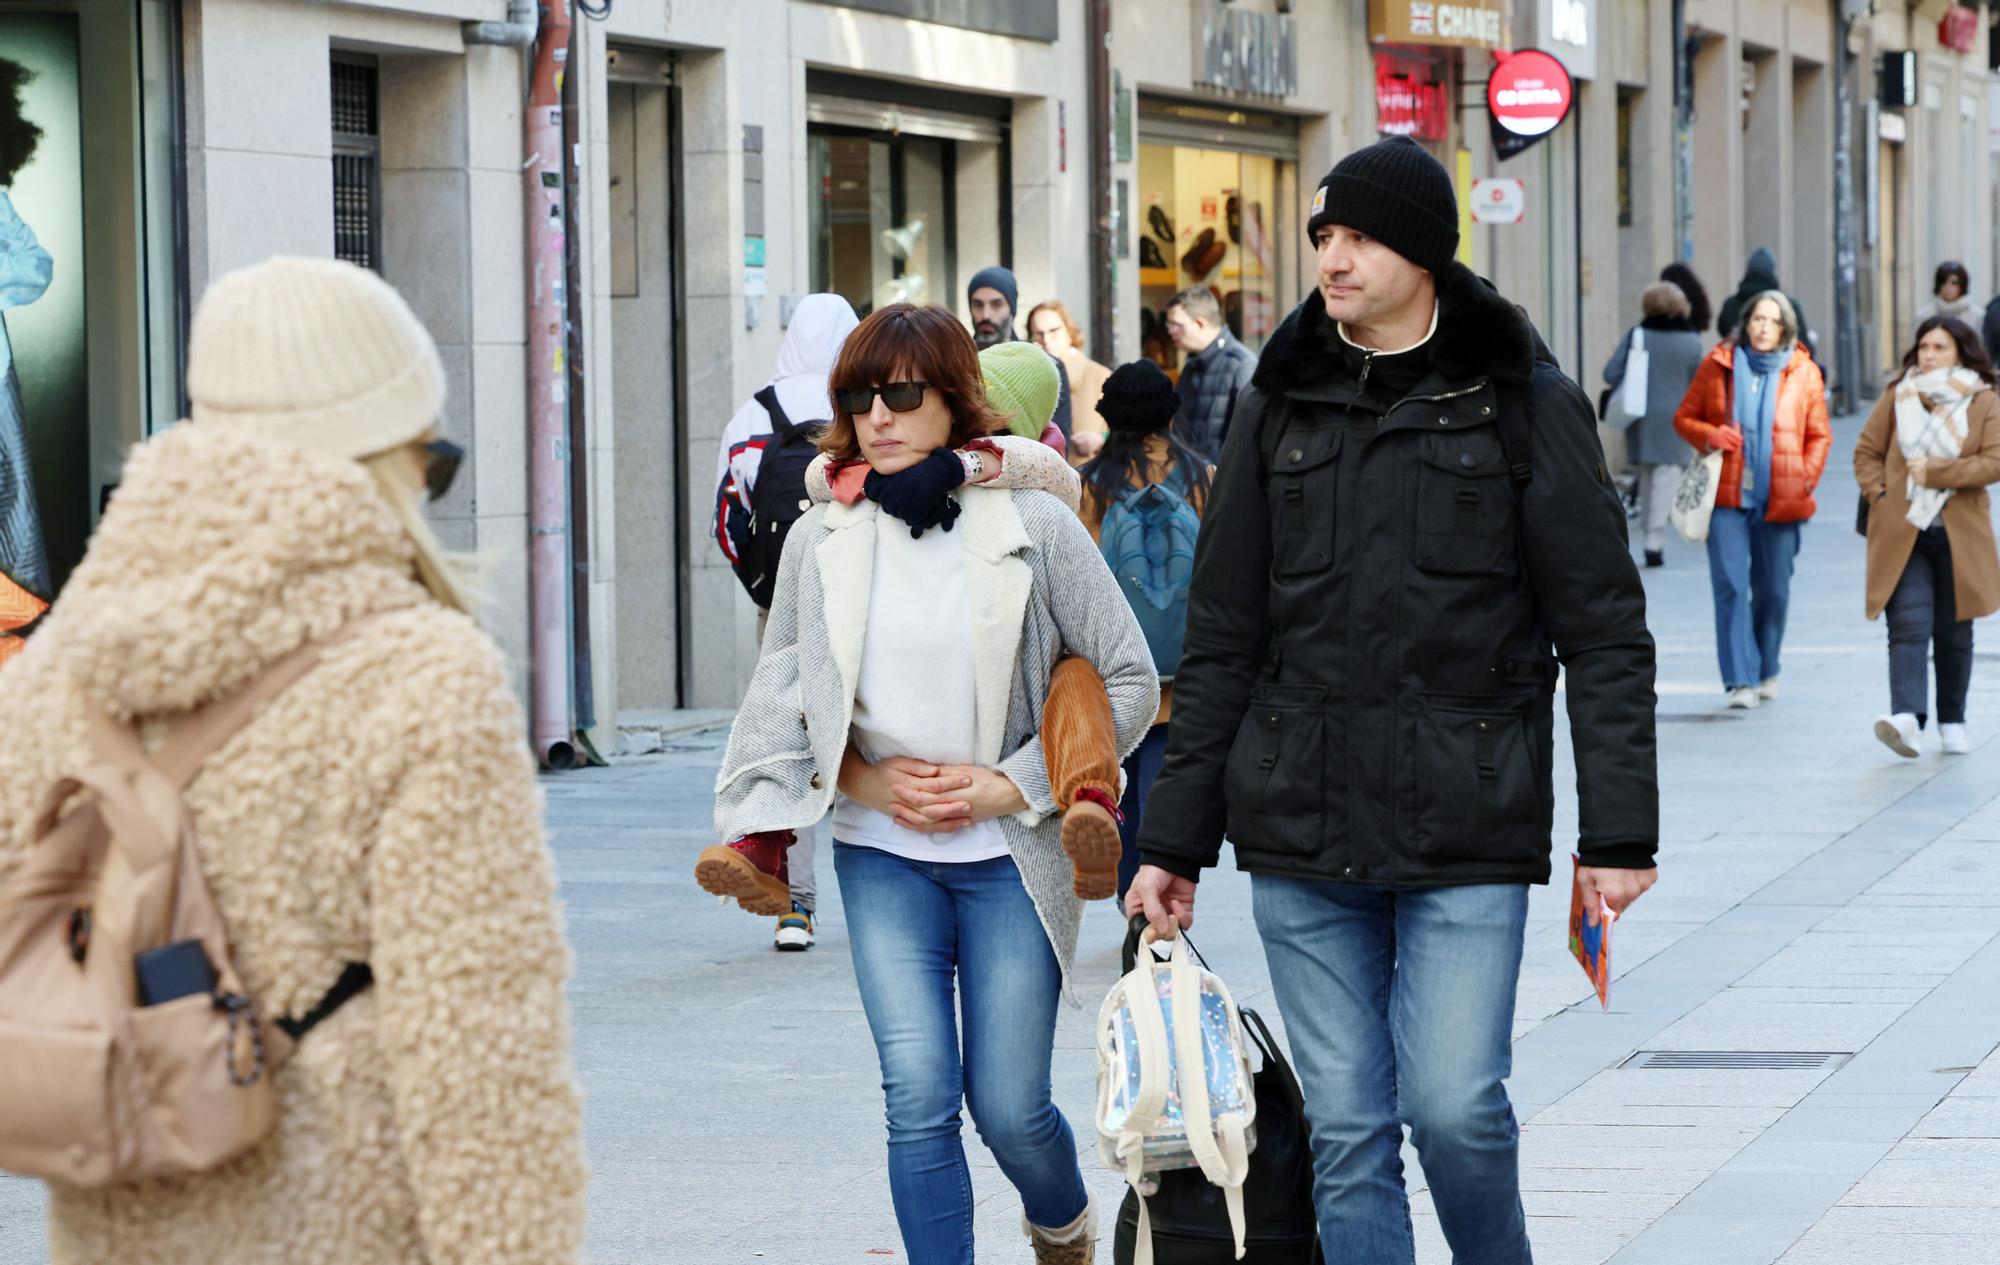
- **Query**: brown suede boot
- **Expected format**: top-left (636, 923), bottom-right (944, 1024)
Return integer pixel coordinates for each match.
top-left (1024, 1201), bottom-right (1096, 1264)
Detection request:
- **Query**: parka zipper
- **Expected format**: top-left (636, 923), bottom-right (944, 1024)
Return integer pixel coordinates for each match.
top-left (1403, 380), bottom-right (1487, 407)
top-left (1357, 350), bottom-right (1376, 389)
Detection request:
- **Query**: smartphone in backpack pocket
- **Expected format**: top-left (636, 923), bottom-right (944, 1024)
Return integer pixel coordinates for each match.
top-left (135, 940), bottom-right (217, 1007)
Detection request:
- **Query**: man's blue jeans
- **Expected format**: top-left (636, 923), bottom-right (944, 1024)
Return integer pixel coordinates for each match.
top-left (1705, 505), bottom-right (1802, 689)
top-left (833, 843), bottom-right (1088, 1265)
top-left (1252, 875), bottom-right (1533, 1265)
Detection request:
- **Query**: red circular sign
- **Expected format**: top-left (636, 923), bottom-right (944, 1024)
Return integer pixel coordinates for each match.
top-left (1488, 50), bottom-right (1574, 139)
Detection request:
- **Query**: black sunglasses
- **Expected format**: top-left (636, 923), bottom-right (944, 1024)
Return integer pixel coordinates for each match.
top-left (422, 438), bottom-right (465, 503)
top-left (835, 381), bottom-right (932, 415)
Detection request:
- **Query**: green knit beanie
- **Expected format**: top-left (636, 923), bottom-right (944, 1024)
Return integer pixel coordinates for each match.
top-left (979, 342), bottom-right (1059, 440)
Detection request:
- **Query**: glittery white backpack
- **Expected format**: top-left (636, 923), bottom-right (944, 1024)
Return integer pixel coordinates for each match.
top-left (1096, 917), bottom-right (1258, 1264)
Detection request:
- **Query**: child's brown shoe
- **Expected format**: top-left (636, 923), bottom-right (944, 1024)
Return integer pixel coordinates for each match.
top-left (1060, 788), bottom-right (1122, 901)
top-left (695, 830), bottom-right (795, 915)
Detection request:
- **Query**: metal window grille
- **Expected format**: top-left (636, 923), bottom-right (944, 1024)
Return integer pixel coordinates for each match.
top-left (331, 56), bottom-right (381, 270)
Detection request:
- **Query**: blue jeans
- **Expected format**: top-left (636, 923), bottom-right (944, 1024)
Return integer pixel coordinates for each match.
top-left (1116, 723), bottom-right (1171, 902)
top-left (1252, 876), bottom-right (1533, 1265)
top-left (833, 843), bottom-right (1088, 1264)
top-left (1705, 506), bottom-right (1802, 689)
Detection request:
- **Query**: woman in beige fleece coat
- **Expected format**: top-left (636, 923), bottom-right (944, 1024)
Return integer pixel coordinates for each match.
top-left (0, 257), bottom-right (586, 1264)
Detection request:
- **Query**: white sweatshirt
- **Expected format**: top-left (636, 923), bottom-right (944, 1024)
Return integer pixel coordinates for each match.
top-left (831, 520), bottom-right (1010, 864)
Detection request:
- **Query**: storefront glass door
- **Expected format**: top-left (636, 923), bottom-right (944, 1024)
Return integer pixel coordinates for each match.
top-left (0, 0), bottom-right (181, 623)
top-left (809, 128), bottom-right (958, 316)
top-left (1134, 143), bottom-right (1292, 375)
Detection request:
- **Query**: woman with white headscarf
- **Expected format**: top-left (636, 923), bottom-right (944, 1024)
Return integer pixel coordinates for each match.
top-left (1855, 316), bottom-right (2000, 757)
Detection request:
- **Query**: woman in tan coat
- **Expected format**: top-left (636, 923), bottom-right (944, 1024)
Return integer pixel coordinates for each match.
top-left (1854, 316), bottom-right (2000, 757)
top-left (0, 258), bottom-right (586, 1263)
top-left (1027, 300), bottom-right (1113, 462)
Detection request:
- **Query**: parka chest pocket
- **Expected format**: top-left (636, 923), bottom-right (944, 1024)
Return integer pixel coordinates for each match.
top-left (1268, 427), bottom-right (1342, 577)
top-left (1415, 432), bottom-right (1514, 576)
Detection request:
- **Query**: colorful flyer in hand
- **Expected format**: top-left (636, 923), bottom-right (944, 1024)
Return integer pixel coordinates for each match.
top-left (1568, 854), bottom-right (1612, 1009)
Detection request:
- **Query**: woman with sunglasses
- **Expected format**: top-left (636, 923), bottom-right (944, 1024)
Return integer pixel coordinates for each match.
top-left (712, 303), bottom-right (1158, 1264)
top-left (0, 257), bottom-right (586, 1265)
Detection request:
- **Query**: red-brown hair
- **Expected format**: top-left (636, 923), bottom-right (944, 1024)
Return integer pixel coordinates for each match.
top-left (1025, 299), bottom-right (1084, 347)
top-left (818, 303), bottom-right (1009, 458)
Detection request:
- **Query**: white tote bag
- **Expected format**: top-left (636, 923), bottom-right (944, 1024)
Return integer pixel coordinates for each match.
top-left (1670, 449), bottom-right (1725, 543)
top-left (1617, 328), bottom-right (1650, 420)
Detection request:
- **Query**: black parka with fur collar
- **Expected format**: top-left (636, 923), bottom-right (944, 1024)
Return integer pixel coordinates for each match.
top-left (1138, 263), bottom-right (1659, 887)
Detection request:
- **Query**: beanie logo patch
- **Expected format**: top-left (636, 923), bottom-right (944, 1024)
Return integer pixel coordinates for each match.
top-left (1311, 185), bottom-right (1327, 216)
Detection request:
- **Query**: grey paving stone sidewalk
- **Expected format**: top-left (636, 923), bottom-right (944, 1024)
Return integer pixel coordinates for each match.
top-left (3, 408), bottom-right (1997, 1263)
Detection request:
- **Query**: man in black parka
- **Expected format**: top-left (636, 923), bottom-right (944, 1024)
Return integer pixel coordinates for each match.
top-left (1127, 136), bottom-right (1660, 1264)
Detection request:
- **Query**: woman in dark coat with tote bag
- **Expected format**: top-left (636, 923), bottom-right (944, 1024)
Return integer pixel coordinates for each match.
top-left (1603, 281), bottom-right (1704, 566)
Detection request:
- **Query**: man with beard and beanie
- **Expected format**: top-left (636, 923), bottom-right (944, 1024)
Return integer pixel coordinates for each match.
top-left (967, 265), bottom-right (1073, 438)
top-left (1124, 134), bottom-right (1661, 1264)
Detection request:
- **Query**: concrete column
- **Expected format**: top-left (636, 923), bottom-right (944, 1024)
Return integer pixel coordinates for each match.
top-left (609, 80), bottom-right (678, 713)
top-left (1580, 75), bottom-right (1623, 399)
top-left (181, 0), bottom-right (333, 293)
top-left (955, 141), bottom-right (1006, 297)
top-left (1790, 56), bottom-right (1833, 349)
top-left (1691, 30), bottom-right (1741, 334)
top-left (377, 54), bottom-right (472, 534)
top-left (467, 44), bottom-right (534, 695)
top-left (1740, 42), bottom-right (1787, 290)
top-left (1008, 96), bottom-right (1061, 328)
top-left (674, 47), bottom-right (750, 709)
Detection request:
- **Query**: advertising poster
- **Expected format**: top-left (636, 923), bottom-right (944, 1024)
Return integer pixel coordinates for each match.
top-left (0, 12), bottom-right (82, 654)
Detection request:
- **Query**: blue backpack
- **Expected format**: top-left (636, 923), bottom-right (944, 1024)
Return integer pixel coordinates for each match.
top-left (1099, 466), bottom-right (1201, 680)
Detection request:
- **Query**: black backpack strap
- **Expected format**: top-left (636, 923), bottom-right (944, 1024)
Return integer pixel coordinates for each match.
top-left (1494, 376), bottom-right (1534, 491)
top-left (278, 961), bottom-right (373, 1041)
top-left (753, 385), bottom-right (800, 438)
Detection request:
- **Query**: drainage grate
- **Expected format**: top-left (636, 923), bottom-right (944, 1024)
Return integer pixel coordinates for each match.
top-left (1621, 1050), bottom-right (1851, 1070)
top-left (1655, 713), bottom-right (1744, 723)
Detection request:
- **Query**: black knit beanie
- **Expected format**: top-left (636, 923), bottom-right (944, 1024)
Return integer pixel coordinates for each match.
top-left (1096, 359), bottom-right (1179, 433)
top-left (966, 265), bottom-right (1019, 314)
top-left (1306, 136), bottom-right (1459, 277)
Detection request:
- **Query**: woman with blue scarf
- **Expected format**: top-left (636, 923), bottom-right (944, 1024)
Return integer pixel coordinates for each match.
top-left (1674, 292), bottom-right (1832, 709)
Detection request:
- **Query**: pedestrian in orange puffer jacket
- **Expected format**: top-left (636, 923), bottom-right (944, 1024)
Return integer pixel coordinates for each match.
top-left (1673, 290), bottom-right (1832, 710)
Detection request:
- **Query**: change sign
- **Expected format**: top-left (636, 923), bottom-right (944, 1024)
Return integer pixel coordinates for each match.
top-left (1487, 49), bottom-right (1574, 161)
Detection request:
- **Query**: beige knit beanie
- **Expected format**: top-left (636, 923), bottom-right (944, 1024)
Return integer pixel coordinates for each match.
top-left (186, 256), bottom-right (445, 461)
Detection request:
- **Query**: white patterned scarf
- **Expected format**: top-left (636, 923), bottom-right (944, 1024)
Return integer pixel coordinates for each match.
top-left (1894, 366), bottom-right (1983, 530)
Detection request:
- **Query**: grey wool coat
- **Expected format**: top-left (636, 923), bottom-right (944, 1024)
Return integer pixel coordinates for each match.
top-left (1603, 320), bottom-right (1705, 467)
top-left (713, 483), bottom-right (1160, 986)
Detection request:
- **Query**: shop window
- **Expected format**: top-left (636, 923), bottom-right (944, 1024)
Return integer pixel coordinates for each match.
top-left (1135, 144), bottom-right (1289, 370)
top-left (0, 0), bottom-right (185, 617)
top-left (1374, 52), bottom-right (1449, 147)
top-left (330, 55), bottom-right (380, 271)
top-left (1616, 89), bottom-right (1636, 229)
top-left (809, 127), bottom-right (971, 317)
